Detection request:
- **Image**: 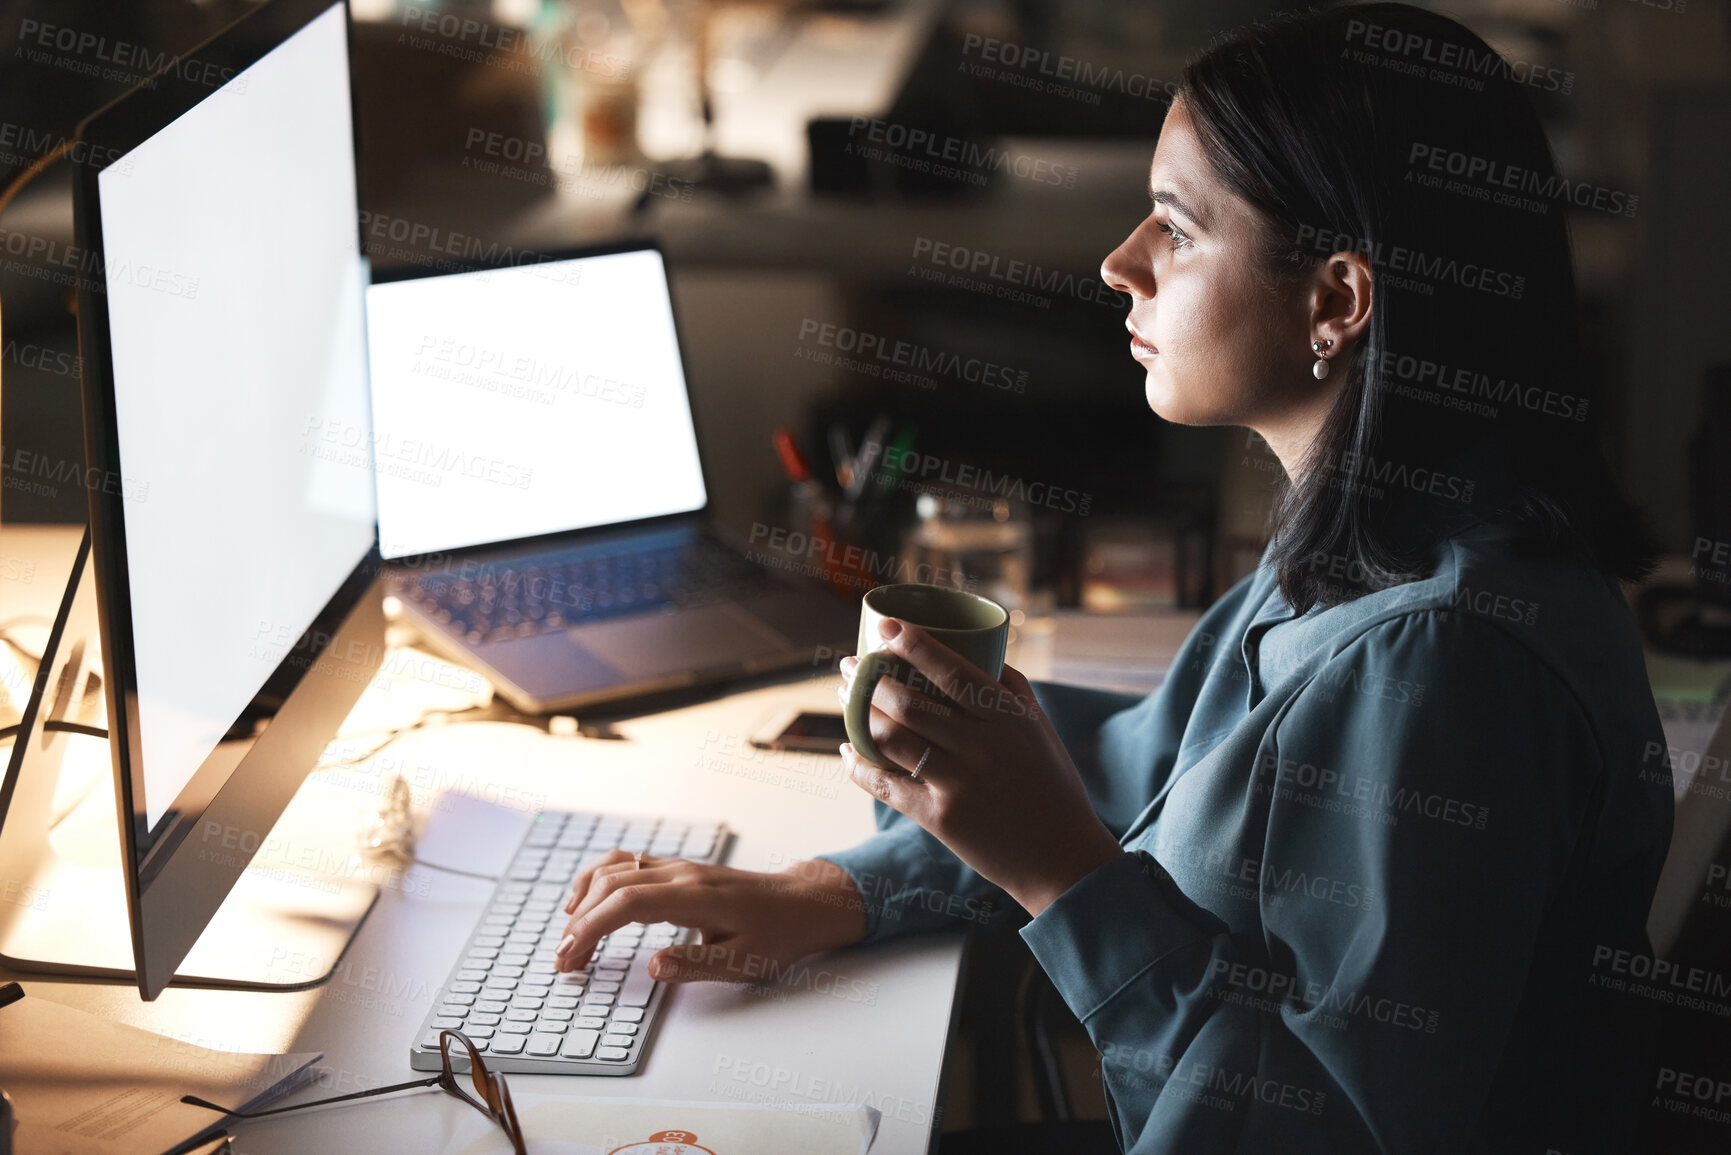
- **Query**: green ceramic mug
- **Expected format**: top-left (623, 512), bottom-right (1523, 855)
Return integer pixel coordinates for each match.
top-left (844, 583), bottom-right (1010, 772)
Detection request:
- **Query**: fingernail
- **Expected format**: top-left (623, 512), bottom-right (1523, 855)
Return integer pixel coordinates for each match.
top-left (839, 742), bottom-right (853, 759)
top-left (878, 618), bottom-right (902, 640)
top-left (648, 957), bottom-right (662, 979)
top-left (564, 898), bottom-right (575, 913)
top-left (558, 933), bottom-right (575, 955)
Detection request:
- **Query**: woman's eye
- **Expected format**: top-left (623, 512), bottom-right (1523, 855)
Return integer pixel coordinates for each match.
top-left (1157, 221), bottom-right (1191, 249)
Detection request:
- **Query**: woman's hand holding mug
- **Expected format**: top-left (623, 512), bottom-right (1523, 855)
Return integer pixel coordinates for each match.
top-left (838, 584), bottom-right (1125, 918)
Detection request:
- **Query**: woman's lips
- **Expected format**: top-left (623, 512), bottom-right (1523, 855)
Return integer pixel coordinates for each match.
top-left (1128, 324), bottom-right (1158, 361)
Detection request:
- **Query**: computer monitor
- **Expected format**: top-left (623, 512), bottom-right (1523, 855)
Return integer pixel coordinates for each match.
top-left (0, 0), bottom-right (385, 1000)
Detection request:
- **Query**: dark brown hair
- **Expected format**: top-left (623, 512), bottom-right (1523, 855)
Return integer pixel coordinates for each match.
top-left (1179, 2), bottom-right (1656, 612)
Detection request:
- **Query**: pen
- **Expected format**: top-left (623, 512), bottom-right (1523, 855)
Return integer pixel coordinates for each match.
top-left (772, 431), bottom-right (854, 596)
top-left (773, 427), bottom-right (813, 484)
top-left (827, 424), bottom-right (854, 491)
top-left (846, 413), bottom-right (892, 502)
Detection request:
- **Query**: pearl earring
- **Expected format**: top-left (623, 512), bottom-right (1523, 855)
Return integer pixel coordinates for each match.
top-left (1311, 338), bottom-right (1334, 380)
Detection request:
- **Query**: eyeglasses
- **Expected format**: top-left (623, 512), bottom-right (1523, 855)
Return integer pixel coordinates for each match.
top-left (181, 1029), bottom-right (526, 1154)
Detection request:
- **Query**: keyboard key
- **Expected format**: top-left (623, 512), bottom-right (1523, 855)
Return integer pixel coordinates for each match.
top-left (464, 1026), bottom-right (495, 1040)
top-left (611, 1006), bottom-right (645, 1023)
top-left (540, 1008), bottom-right (574, 1021)
top-left (588, 980), bottom-right (622, 995)
top-left (442, 992), bottom-right (477, 1005)
top-left (499, 1021), bottom-right (533, 1035)
top-left (430, 1016), bottom-right (465, 1030)
top-left (601, 1034), bottom-right (635, 1050)
top-left (456, 969), bottom-right (489, 983)
top-left (534, 1018), bottom-right (569, 1034)
top-left (469, 1013), bottom-right (502, 1027)
top-left (490, 1035), bottom-right (526, 1055)
top-left (436, 1005), bottom-right (472, 1019)
top-left (527, 1034), bottom-right (563, 1057)
top-left (476, 1000), bottom-right (509, 1014)
top-left (596, 1046), bottom-right (631, 1062)
top-left (605, 1021), bottom-right (639, 1035)
top-left (450, 981), bottom-right (482, 994)
top-left (574, 1016), bottom-right (608, 1030)
top-left (562, 1030), bottom-right (600, 1059)
top-left (505, 1009), bottom-right (538, 1022)
top-left (549, 996), bottom-right (580, 1009)
top-left (619, 964), bottom-right (656, 1007)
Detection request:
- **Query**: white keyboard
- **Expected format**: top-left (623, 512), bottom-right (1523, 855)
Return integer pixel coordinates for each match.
top-left (409, 809), bottom-right (728, 1075)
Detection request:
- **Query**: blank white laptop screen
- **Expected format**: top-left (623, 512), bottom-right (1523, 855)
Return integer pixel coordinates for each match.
top-left (365, 248), bottom-right (709, 560)
top-left (96, 2), bottom-right (375, 831)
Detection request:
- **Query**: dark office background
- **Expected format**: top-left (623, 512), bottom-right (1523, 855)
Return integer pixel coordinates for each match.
top-left (2, 0), bottom-right (1728, 1142)
top-left (6, 0), bottom-right (1726, 590)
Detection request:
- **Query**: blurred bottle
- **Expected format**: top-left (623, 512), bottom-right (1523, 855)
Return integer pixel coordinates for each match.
top-left (564, 0), bottom-right (667, 167)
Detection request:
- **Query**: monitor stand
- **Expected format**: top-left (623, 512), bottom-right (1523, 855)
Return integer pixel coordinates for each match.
top-left (0, 529), bottom-right (378, 990)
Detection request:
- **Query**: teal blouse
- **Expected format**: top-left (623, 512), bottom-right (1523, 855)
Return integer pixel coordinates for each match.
top-left (816, 515), bottom-right (1673, 1153)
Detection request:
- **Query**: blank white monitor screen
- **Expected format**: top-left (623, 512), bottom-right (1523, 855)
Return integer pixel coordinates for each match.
top-left (364, 247), bottom-right (709, 561)
top-left (96, 2), bottom-right (376, 831)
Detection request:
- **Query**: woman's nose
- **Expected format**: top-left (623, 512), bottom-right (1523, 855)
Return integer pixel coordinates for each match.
top-left (1101, 231), bottom-right (1154, 301)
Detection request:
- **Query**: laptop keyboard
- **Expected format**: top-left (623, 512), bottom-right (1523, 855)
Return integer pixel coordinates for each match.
top-left (396, 539), bottom-right (776, 644)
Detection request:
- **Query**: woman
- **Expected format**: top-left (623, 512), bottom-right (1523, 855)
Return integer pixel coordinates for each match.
top-left (555, 5), bottom-right (1673, 1151)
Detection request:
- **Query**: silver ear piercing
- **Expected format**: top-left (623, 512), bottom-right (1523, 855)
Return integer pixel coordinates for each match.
top-left (1311, 339), bottom-right (1334, 380)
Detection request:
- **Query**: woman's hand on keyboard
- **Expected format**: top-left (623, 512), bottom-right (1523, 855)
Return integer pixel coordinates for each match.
top-left (553, 851), bottom-right (869, 984)
top-left (837, 619), bottom-right (1125, 919)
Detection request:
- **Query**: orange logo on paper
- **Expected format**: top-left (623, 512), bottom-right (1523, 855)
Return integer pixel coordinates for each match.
top-left (606, 1130), bottom-right (717, 1155)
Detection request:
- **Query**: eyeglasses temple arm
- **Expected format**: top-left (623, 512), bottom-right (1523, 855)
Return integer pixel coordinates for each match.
top-left (181, 1076), bottom-right (443, 1119)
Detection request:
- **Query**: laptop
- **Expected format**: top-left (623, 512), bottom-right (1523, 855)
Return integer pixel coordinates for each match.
top-left (362, 240), bottom-right (854, 713)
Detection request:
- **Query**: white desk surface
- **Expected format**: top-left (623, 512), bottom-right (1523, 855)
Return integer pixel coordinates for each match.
top-left (0, 524), bottom-right (1197, 1155)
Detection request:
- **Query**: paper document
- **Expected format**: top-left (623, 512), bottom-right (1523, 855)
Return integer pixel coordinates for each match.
top-left (440, 1095), bottom-right (880, 1155)
top-left (0, 985), bottom-right (319, 1155)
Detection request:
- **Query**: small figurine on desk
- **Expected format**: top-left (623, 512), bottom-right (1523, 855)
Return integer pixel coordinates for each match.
top-left (607, 1130), bottom-right (715, 1155)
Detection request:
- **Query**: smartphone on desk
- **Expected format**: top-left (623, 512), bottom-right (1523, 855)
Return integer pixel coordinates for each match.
top-left (750, 709), bottom-right (849, 755)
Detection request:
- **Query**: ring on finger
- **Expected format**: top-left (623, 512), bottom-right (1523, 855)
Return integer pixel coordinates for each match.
top-left (908, 744), bottom-right (933, 783)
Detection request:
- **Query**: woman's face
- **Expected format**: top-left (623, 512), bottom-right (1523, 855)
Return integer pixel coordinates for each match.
top-left (1102, 99), bottom-right (1328, 439)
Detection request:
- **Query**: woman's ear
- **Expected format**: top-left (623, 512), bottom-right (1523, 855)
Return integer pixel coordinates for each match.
top-left (1309, 252), bottom-right (1374, 353)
